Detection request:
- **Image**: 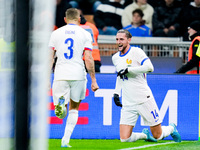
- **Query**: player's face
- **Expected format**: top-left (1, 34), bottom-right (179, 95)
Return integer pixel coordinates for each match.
top-left (116, 33), bottom-right (130, 54)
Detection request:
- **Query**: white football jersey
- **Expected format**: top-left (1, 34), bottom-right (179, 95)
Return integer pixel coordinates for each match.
top-left (49, 24), bottom-right (93, 80)
top-left (112, 46), bottom-right (154, 106)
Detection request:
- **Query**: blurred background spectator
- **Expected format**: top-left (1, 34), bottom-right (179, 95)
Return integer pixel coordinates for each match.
top-left (179, 0), bottom-right (200, 41)
top-left (55, 0), bottom-right (72, 28)
top-left (122, 0), bottom-right (154, 29)
top-left (67, 0), bottom-right (108, 14)
top-left (147, 0), bottom-right (164, 8)
top-left (180, 0), bottom-right (193, 6)
top-left (94, 0), bottom-right (124, 35)
top-left (175, 20), bottom-right (200, 74)
top-left (124, 0), bottom-right (167, 8)
top-left (123, 0), bottom-right (134, 7)
top-left (79, 11), bottom-right (102, 72)
top-left (67, 0), bottom-right (79, 8)
top-left (152, 0), bottom-right (182, 37)
top-left (123, 9), bottom-right (152, 37)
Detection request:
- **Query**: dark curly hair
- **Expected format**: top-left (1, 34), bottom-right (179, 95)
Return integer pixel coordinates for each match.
top-left (132, 9), bottom-right (144, 18)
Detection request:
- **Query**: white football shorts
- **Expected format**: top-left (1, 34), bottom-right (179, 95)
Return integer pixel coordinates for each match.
top-left (120, 97), bottom-right (162, 127)
top-left (52, 79), bottom-right (87, 105)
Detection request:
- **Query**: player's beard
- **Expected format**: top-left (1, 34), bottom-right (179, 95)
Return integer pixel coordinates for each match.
top-left (121, 45), bottom-right (128, 53)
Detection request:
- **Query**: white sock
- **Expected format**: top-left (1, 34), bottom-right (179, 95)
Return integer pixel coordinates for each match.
top-left (157, 126), bottom-right (174, 140)
top-left (62, 109), bottom-right (78, 143)
top-left (120, 132), bottom-right (147, 142)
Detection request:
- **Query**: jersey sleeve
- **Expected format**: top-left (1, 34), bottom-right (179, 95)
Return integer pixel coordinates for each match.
top-left (114, 76), bottom-right (122, 95)
top-left (135, 48), bottom-right (149, 65)
top-left (48, 31), bottom-right (56, 50)
top-left (84, 31), bottom-right (93, 51)
top-left (112, 53), bottom-right (117, 67)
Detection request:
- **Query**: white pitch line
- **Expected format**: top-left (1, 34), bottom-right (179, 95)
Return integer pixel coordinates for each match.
top-left (119, 141), bottom-right (176, 150)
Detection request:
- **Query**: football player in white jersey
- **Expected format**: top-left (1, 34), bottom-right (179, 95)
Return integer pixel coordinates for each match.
top-left (49, 8), bottom-right (99, 148)
top-left (112, 29), bottom-right (181, 143)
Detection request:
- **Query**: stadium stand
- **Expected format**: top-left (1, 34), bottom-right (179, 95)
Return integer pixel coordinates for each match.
top-left (98, 35), bottom-right (190, 73)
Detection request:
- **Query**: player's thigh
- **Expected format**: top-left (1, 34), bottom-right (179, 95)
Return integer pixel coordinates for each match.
top-left (120, 107), bottom-right (137, 139)
top-left (69, 79), bottom-right (87, 103)
top-left (120, 106), bottom-right (139, 129)
top-left (52, 80), bottom-right (70, 105)
top-left (138, 98), bottom-right (162, 126)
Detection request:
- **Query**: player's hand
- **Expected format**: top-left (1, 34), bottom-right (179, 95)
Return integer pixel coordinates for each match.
top-left (91, 81), bottom-right (99, 92)
top-left (117, 68), bottom-right (128, 79)
top-left (113, 94), bottom-right (122, 107)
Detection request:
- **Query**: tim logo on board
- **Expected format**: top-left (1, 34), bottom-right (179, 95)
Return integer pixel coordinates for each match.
top-left (92, 74), bottom-right (199, 140)
top-left (95, 89), bottom-right (178, 126)
top-left (49, 74), bottom-right (199, 140)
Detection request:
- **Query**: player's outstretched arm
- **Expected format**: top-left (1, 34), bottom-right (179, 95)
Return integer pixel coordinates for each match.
top-left (117, 58), bottom-right (153, 78)
top-left (84, 50), bottom-right (99, 92)
top-left (128, 58), bottom-right (154, 74)
top-left (114, 76), bottom-right (121, 95)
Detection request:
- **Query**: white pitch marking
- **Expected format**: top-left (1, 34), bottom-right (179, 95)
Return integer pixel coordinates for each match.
top-left (119, 142), bottom-right (177, 150)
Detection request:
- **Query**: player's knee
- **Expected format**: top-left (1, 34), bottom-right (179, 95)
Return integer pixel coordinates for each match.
top-left (120, 139), bottom-right (126, 142)
top-left (120, 136), bottom-right (131, 142)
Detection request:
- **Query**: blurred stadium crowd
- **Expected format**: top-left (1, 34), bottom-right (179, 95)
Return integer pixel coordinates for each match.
top-left (54, 0), bottom-right (200, 73)
top-left (55, 0), bottom-right (200, 41)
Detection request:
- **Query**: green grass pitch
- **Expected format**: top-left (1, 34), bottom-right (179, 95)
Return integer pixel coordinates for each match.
top-left (48, 139), bottom-right (200, 150)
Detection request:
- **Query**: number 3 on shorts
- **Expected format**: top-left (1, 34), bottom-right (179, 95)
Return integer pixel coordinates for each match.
top-left (64, 38), bottom-right (74, 59)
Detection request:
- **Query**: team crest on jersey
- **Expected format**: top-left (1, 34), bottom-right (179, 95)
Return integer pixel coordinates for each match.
top-left (126, 59), bottom-right (132, 65)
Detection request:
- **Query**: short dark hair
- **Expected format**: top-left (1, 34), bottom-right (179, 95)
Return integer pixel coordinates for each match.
top-left (117, 29), bottom-right (132, 39)
top-left (132, 9), bottom-right (144, 18)
top-left (65, 8), bottom-right (80, 21)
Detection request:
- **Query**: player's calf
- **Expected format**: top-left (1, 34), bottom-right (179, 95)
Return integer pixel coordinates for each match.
top-left (142, 128), bottom-right (157, 142)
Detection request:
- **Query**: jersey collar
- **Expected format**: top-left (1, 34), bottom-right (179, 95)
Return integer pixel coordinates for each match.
top-left (119, 46), bottom-right (131, 57)
top-left (68, 23), bottom-right (77, 25)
